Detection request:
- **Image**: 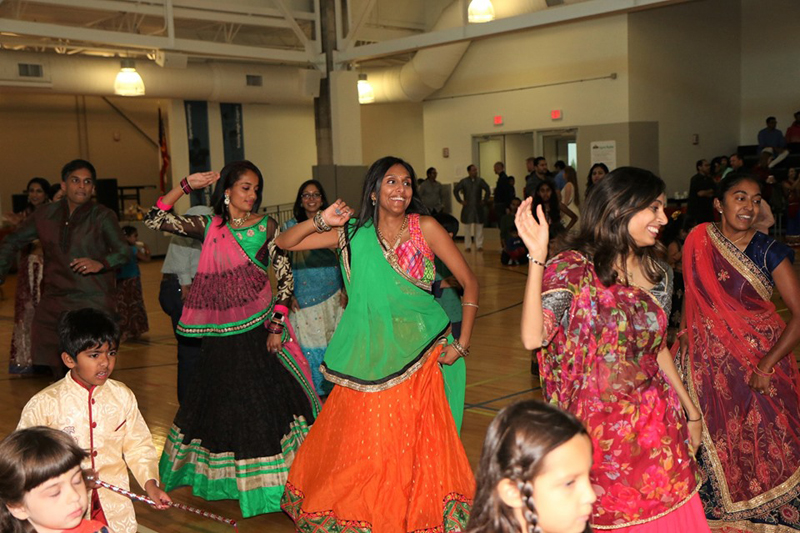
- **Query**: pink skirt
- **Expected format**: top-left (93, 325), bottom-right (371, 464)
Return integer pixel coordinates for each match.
top-left (606, 494), bottom-right (710, 533)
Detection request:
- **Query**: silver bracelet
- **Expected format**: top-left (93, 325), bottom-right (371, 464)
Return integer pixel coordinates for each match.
top-left (526, 254), bottom-right (546, 268)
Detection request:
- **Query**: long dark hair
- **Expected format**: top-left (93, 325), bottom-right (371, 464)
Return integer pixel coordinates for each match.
top-left (467, 400), bottom-right (590, 533)
top-left (585, 163), bottom-right (609, 200)
top-left (211, 160), bottom-right (264, 227)
top-left (565, 166), bottom-right (580, 207)
top-left (347, 156), bottom-right (428, 242)
top-left (0, 427), bottom-right (88, 533)
top-left (292, 179), bottom-right (330, 223)
top-left (559, 166), bottom-right (666, 287)
top-left (533, 180), bottom-right (564, 237)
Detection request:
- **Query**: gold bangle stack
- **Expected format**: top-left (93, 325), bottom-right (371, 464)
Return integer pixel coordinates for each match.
top-left (451, 340), bottom-right (470, 358)
top-left (312, 211), bottom-right (332, 233)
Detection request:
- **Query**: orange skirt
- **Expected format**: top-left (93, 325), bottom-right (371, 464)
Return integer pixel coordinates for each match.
top-left (281, 346), bottom-right (475, 532)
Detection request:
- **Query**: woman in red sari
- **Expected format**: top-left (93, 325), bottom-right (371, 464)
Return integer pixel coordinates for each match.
top-left (517, 167), bottom-right (708, 532)
top-left (680, 172), bottom-right (800, 531)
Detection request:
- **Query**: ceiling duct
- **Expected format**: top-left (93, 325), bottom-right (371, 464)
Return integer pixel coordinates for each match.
top-left (365, 0), bottom-right (550, 103)
top-left (0, 50), bottom-right (322, 104)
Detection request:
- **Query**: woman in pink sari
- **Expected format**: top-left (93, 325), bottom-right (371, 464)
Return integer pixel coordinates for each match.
top-left (681, 172), bottom-right (800, 531)
top-left (518, 167), bottom-right (708, 532)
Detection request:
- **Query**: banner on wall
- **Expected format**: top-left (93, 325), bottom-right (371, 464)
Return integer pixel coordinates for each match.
top-left (220, 103), bottom-right (245, 164)
top-left (185, 100), bottom-right (212, 206)
top-left (590, 140), bottom-right (617, 171)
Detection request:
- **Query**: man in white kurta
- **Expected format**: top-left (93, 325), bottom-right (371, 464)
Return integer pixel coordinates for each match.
top-left (18, 371), bottom-right (161, 533)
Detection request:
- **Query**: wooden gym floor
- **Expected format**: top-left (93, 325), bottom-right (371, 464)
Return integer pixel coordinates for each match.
top-left (0, 232), bottom-right (795, 533)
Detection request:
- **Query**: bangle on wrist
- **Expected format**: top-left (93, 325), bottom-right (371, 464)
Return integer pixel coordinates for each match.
top-left (273, 304), bottom-right (289, 315)
top-left (752, 365), bottom-right (775, 377)
top-left (156, 197), bottom-right (173, 211)
top-left (180, 177), bottom-right (193, 195)
top-left (312, 210), bottom-right (332, 233)
top-left (462, 302), bottom-right (479, 309)
top-left (526, 254), bottom-right (546, 268)
top-left (676, 329), bottom-right (687, 339)
top-left (450, 340), bottom-right (470, 358)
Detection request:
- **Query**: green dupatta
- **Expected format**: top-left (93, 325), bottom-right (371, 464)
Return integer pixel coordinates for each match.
top-left (321, 220), bottom-right (450, 392)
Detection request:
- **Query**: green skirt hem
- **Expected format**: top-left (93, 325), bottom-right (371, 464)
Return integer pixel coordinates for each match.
top-left (159, 454), bottom-right (284, 517)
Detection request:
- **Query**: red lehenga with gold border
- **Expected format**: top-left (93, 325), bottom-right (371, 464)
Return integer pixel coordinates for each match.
top-left (682, 223), bottom-right (800, 532)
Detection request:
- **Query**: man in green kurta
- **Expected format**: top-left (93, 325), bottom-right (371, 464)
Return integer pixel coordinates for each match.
top-left (0, 159), bottom-right (129, 376)
top-left (453, 164), bottom-right (491, 252)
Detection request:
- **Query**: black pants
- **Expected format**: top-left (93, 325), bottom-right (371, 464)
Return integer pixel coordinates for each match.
top-left (158, 274), bottom-right (202, 404)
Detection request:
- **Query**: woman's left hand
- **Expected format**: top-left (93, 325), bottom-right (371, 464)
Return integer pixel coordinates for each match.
top-left (686, 419), bottom-right (702, 456)
top-left (438, 344), bottom-right (462, 365)
top-left (267, 332), bottom-right (283, 353)
top-left (321, 199), bottom-right (354, 228)
top-left (748, 371), bottom-right (771, 395)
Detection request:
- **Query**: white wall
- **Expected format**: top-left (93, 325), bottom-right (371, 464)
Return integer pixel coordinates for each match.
top-left (422, 14), bottom-right (631, 211)
top-left (241, 103), bottom-right (317, 206)
top-left (627, 0), bottom-right (742, 194)
top-left (360, 101), bottom-right (425, 173)
top-left (164, 101), bottom-right (317, 211)
top-left (0, 93), bottom-right (163, 213)
top-left (740, 0), bottom-right (800, 144)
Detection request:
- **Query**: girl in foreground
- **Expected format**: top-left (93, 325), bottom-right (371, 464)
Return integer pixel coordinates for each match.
top-left (516, 167), bottom-right (708, 531)
top-left (0, 426), bottom-right (109, 533)
top-left (467, 400), bottom-right (596, 533)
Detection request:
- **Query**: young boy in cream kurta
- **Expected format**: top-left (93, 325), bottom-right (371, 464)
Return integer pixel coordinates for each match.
top-left (18, 308), bottom-right (170, 533)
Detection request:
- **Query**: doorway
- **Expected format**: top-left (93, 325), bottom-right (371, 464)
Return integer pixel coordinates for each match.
top-left (538, 129), bottom-right (578, 170)
top-left (472, 132), bottom-right (534, 191)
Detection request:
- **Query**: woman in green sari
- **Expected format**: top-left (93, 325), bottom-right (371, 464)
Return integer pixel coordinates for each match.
top-left (278, 156), bottom-right (478, 532)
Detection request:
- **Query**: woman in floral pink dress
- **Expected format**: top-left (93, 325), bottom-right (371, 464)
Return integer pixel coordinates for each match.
top-left (516, 167), bottom-right (709, 532)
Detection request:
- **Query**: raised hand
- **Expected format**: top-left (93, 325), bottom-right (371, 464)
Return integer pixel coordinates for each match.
top-left (515, 197), bottom-right (550, 261)
top-left (186, 171), bottom-right (221, 190)
top-left (321, 199), bottom-right (354, 228)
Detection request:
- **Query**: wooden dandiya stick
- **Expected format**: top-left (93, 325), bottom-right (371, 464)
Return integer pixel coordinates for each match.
top-left (87, 476), bottom-right (238, 532)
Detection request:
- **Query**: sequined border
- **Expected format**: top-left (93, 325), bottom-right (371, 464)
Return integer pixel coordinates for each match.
top-left (683, 316), bottom-right (800, 516)
top-left (707, 224), bottom-right (772, 301)
top-left (591, 483), bottom-right (701, 529)
top-left (707, 519), bottom-right (798, 533)
top-left (320, 333), bottom-right (449, 393)
top-left (376, 223), bottom-right (434, 292)
top-left (337, 226), bottom-right (352, 284)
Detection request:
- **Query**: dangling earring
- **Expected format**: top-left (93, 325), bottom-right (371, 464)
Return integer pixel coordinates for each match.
top-left (224, 194), bottom-right (230, 207)
top-left (371, 195), bottom-right (376, 206)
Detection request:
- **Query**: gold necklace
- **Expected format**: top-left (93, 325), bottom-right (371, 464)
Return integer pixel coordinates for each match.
top-left (376, 215), bottom-right (408, 250)
top-left (730, 230), bottom-right (752, 245)
top-left (231, 211), bottom-right (251, 227)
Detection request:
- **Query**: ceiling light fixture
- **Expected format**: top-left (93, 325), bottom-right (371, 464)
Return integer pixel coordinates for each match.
top-left (357, 73), bottom-right (375, 104)
top-left (468, 0), bottom-right (495, 23)
top-left (114, 58), bottom-right (145, 96)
